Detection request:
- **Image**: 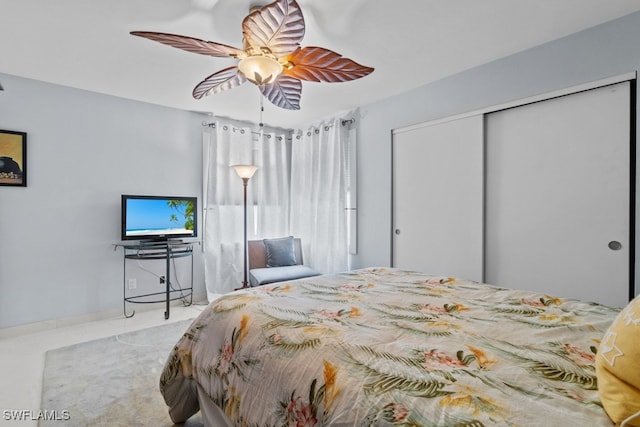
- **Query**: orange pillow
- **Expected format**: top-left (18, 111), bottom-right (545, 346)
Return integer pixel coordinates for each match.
top-left (596, 295), bottom-right (640, 426)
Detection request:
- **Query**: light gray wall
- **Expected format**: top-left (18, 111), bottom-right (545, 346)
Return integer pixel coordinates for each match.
top-left (353, 10), bottom-right (640, 298)
top-left (0, 73), bottom-right (206, 328)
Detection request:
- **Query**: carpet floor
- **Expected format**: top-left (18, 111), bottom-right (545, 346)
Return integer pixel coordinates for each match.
top-left (40, 319), bottom-right (204, 427)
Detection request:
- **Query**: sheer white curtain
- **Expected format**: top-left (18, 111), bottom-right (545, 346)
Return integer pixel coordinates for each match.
top-left (290, 115), bottom-right (352, 274)
top-left (202, 121), bottom-right (290, 298)
top-left (252, 130), bottom-right (291, 239)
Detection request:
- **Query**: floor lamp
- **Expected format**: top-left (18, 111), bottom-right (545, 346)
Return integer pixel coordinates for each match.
top-left (232, 164), bottom-right (258, 289)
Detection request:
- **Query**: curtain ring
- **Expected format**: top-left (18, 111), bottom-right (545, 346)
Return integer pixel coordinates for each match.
top-left (223, 125), bottom-right (229, 131)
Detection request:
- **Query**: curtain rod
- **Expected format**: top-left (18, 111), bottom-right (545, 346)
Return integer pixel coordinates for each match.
top-left (201, 118), bottom-right (355, 138)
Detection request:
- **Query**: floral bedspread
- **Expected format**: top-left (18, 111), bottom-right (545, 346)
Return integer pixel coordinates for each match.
top-left (160, 268), bottom-right (618, 426)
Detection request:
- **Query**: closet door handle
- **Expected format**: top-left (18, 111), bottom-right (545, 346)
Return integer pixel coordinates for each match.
top-left (394, 229), bottom-right (401, 235)
top-left (608, 241), bottom-right (622, 251)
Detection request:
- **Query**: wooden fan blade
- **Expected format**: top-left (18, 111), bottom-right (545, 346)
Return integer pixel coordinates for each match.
top-left (193, 66), bottom-right (247, 99)
top-left (242, 0), bottom-right (304, 58)
top-left (260, 74), bottom-right (301, 110)
top-left (284, 46), bottom-right (374, 83)
top-left (131, 31), bottom-right (245, 58)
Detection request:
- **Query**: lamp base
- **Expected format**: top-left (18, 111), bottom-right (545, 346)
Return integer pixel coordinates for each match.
top-left (234, 281), bottom-right (250, 291)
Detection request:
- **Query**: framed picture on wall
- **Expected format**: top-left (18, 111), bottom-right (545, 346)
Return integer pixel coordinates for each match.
top-left (0, 129), bottom-right (27, 187)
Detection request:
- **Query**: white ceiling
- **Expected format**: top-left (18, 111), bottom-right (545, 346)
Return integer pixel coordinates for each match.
top-left (2, 0), bottom-right (640, 128)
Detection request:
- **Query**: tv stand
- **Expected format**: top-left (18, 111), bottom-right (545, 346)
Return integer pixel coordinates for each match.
top-left (114, 240), bottom-right (196, 319)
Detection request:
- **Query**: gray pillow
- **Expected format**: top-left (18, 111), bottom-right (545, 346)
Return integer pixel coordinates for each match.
top-left (264, 236), bottom-right (297, 267)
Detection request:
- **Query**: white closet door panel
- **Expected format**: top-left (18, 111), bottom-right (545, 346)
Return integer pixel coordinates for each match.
top-left (393, 115), bottom-right (483, 281)
top-left (485, 81), bottom-right (630, 308)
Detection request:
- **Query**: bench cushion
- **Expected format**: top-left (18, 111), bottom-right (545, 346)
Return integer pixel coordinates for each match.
top-left (250, 265), bottom-right (320, 287)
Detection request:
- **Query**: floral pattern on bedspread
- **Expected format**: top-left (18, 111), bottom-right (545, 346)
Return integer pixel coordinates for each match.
top-left (160, 268), bottom-right (618, 426)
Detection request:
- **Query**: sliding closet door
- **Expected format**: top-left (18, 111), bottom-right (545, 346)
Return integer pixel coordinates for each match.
top-left (485, 81), bottom-right (631, 308)
top-left (393, 115), bottom-right (483, 281)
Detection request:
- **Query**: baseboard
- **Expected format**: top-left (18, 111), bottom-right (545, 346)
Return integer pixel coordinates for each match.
top-left (0, 293), bottom-right (209, 340)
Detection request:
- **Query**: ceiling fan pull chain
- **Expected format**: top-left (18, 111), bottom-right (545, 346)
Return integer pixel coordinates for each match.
top-left (259, 92), bottom-right (265, 128)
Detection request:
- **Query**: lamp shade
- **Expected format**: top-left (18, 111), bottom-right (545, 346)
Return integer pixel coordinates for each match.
top-left (237, 55), bottom-right (282, 86)
top-left (232, 164), bottom-right (258, 179)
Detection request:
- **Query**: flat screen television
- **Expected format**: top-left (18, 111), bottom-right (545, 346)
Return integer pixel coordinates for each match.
top-left (121, 195), bottom-right (197, 241)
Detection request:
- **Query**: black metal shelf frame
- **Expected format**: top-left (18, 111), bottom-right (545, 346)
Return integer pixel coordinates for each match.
top-left (115, 241), bottom-right (196, 319)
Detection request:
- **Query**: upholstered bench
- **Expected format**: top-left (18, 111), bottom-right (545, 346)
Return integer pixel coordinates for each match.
top-left (248, 237), bottom-right (320, 287)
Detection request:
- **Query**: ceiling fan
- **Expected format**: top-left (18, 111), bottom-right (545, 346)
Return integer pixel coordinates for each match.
top-left (131, 0), bottom-right (374, 110)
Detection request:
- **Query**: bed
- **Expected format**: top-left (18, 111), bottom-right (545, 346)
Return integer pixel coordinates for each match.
top-left (160, 267), bottom-right (629, 426)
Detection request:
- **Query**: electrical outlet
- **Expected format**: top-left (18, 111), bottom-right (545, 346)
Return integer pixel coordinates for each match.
top-left (160, 276), bottom-right (166, 284)
top-left (128, 278), bottom-right (137, 290)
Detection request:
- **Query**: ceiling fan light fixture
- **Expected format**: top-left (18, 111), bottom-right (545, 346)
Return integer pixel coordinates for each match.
top-left (237, 55), bottom-right (282, 86)
top-left (130, 0), bottom-right (374, 110)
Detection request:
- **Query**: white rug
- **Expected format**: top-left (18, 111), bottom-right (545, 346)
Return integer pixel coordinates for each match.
top-left (40, 320), bottom-right (204, 426)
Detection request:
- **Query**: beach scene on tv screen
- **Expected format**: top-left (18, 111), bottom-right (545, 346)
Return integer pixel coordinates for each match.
top-left (126, 198), bottom-right (195, 237)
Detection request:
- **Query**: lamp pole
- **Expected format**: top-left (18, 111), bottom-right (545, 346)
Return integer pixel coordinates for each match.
top-left (240, 176), bottom-right (249, 288)
top-left (232, 165), bottom-right (258, 289)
